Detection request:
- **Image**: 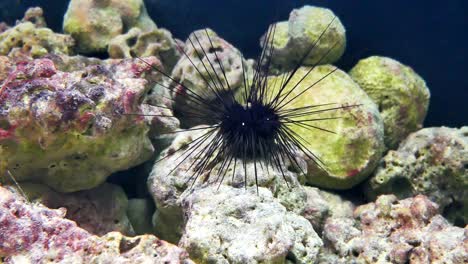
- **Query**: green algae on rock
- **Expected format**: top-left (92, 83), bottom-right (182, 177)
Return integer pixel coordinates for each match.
top-left (0, 56), bottom-right (161, 192)
top-left (108, 27), bottom-right (182, 72)
top-left (0, 8), bottom-right (74, 57)
top-left (364, 126), bottom-right (468, 226)
top-left (127, 198), bottom-right (155, 235)
top-left (267, 65), bottom-right (384, 189)
top-left (349, 56), bottom-right (431, 149)
top-left (261, 5), bottom-right (346, 73)
top-left (63, 0), bottom-right (157, 54)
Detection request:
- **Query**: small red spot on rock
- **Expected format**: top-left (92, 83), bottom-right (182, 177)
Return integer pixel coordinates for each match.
top-left (347, 169), bottom-right (360, 177)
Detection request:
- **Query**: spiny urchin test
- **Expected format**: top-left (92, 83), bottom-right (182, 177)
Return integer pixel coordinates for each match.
top-left (129, 16), bottom-right (356, 190)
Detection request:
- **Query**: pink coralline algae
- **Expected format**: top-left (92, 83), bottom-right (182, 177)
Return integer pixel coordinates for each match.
top-left (319, 194), bottom-right (468, 264)
top-left (0, 56), bottom-right (170, 192)
top-left (0, 186), bottom-right (194, 263)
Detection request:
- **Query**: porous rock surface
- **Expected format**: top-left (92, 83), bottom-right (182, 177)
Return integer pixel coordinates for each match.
top-left (349, 56), bottom-right (431, 149)
top-left (365, 126), bottom-right (468, 226)
top-left (148, 127), bottom-right (357, 243)
top-left (15, 182), bottom-right (135, 236)
top-left (170, 29), bottom-right (252, 127)
top-left (319, 194), bottom-right (468, 264)
top-left (147, 128), bottom-right (303, 242)
top-left (63, 0), bottom-right (157, 54)
top-left (0, 8), bottom-right (74, 58)
top-left (179, 186), bottom-right (323, 264)
top-left (0, 185), bottom-right (194, 263)
top-left (108, 27), bottom-right (181, 72)
top-left (268, 65), bottom-right (384, 189)
top-left (261, 5), bottom-right (346, 73)
top-left (0, 56), bottom-right (164, 192)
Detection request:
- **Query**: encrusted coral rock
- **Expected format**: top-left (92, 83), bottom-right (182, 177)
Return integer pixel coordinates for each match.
top-left (108, 27), bottom-right (181, 71)
top-left (268, 65), bottom-right (384, 189)
top-left (261, 5), bottom-right (346, 72)
top-left (170, 29), bottom-right (252, 127)
top-left (0, 56), bottom-right (161, 192)
top-left (15, 182), bottom-right (134, 236)
top-left (179, 186), bottom-right (323, 264)
top-left (349, 56), bottom-right (431, 149)
top-left (63, 0), bottom-right (157, 54)
top-left (319, 195), bottom-right (468, 264)
top-left (148, 126), bottom-right (357, 243)
top-left (365, 127), bottom-right (468, 226)
top-left (0, 8), bottom-right (74, 57)
top-left (0, 186), bottom-right (194, 263)
top-left (148, 127), bottom-right (310, 242)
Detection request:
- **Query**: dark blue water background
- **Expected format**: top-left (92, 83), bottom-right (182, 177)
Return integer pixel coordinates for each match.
top-left (1, 0), bottom-right (466, 127)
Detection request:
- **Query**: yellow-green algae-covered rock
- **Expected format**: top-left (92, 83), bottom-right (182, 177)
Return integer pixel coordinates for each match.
top-left (349, 56), bottom-right (430, 149)
top-left (268, 65), bottom-right (384, 189)
top-left (0, 8), bottom-right (74, 57)
top-left (261, 5), bottom-right (346, 72)
top-left (63, 0), bottom-right (157, 54)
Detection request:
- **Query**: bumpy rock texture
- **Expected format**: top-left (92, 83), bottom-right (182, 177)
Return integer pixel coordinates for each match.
top-left (365, 127), bottom-right (468, 226)
top-left (17, 182), bottom-right (134, 236)
top-left (0, 186), bottom-right (194, 263)
top-left (261, 5), bottom-right (346, 72)
top-left (349, 56), bottom-right (431, 149)
top-left (268, 65), bottom-right (384, 189)
top-left (148, 126), bottom-right (357, 243)
top-left (147, 127), bottom-right (304, 242)
top-left (0, 8), bottom-right (74, 57)
top-left (319, 195), bottom-right (468, 264)
top-left (108, 27), bottom-right (181, 72)
top-left (170, 29), bottom-right (252, 127)
top-left (63, 0), bottom-right (157, 54)
top-left (0, 56), bottom-right (162, 192)
top-left (180, 186), bottom-right (323, 264)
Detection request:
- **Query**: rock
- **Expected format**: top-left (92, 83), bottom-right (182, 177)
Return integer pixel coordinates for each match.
top-left (261, 5), bottom-right (346, 73)
top-left (0, 186), bottom-right (194, 263)
top-left (349, 56), bottom-right (431, 149)
top-left (148, 126), bottom-right (357, 242)
top-left (0, 8), bottom-right (74, 57)
top-left (365, 127), bottom-right (468, 226)
top-left (275, 185), bottom-right (355, 234)
top-left (170, 28), bottom-right (252, 127)
top-left (63, 0), bottom-right (157, 54)
top-left (179, 186), bottom-right (323, 263)
top-left (319, 194), bottom-right (468, 264)
top-left (127, 198), bottom-right (155, 235)
top-left (268, 65), bottom-right (384, 189)
top-left (108, 27), bottom-right (181, 72)
top-left (0, 56), bottom-right (162, 192)
top-left (42, 54), bottom-right (181, 142)
top-left (14, 182), bottom-right (135, 236)
top-left (147, 126), bottom-right (308, 243)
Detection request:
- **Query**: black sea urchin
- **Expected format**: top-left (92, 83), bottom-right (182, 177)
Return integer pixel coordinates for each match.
top-left (130, 16), bottom-right (355, 190)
